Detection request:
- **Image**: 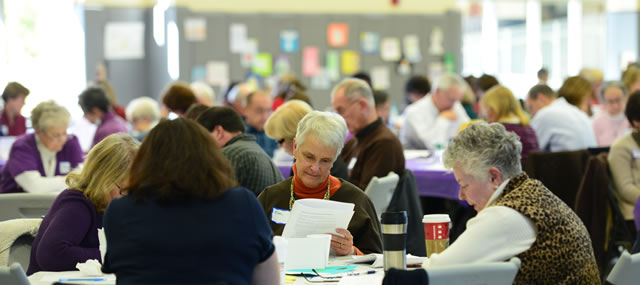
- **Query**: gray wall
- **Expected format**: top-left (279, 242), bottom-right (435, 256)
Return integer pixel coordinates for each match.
top-left (85, 7), bottom-right (462, 110)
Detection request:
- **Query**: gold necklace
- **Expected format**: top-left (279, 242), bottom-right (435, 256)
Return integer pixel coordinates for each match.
top-left (289, 175), bottom-right (331, 209)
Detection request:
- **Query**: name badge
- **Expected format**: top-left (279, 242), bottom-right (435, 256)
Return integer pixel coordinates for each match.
top-left (1, 125), bottom-right (7, 135)
top-left (633, 150), bottom-right (640, 159)
top-left (271, 207), bottom-right (290, 225)
top-left (59, 161), bottom-right (71, 174)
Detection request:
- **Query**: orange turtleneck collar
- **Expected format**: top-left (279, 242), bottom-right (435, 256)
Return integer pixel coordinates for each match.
top-left (292, 163), bottom-right (342, 199)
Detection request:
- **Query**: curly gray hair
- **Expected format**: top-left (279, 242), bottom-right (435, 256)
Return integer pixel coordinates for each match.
top-left (295, 111), bottom-right (347, 162)
top-left (443, 122), bottom-right (522, 180)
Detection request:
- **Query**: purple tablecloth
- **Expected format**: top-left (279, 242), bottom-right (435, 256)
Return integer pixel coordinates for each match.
top-left (277, 157), bottom-right (459, 200)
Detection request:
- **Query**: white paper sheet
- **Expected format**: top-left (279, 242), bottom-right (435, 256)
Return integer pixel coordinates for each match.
top-left (285, 234), bottom-right (332, 270)
top-left (282, 199), bottom-right (355, 238)
top-left (230, 23), bottom-right (248, 53)
top-left (206, 61), bottom-right (230, 87)
top-left (104, 22), bottom-right (145, 60)
top-left (371, 66), bottom-right (390, 90)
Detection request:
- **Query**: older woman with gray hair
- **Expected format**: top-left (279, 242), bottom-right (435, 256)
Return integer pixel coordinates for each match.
top-left (0, 101), bottom-right (84, 193)
top-left (125, 96), bottom-right (161, 142)
top-left (425, 122), bottom-right (599, 284)
top-left (258, 111), bottom-right (382, 256)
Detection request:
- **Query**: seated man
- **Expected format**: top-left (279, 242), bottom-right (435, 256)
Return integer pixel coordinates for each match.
top-left (79, 86), bottom-right (128, 147)
top-left (243, 91), bottom-right (278, 157)
top-left (426, 122), bottom-right (599, 284)
top-left (197, 106), bottom-right (283, 196)
top-left (331, 78), bottom-right (405, 190)
top-left (258, 111), bottom-right (382, 255)
top-left (401, 73), bottom-right (470, 150)
top-left (125, 96), bottom-right (160, 142)
top-left (527, 84), bottom-right (597, 151)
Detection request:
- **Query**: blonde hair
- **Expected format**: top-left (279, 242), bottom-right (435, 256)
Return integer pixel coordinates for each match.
top-left (481, 85), bottom-right (530, 126)
top-left (66, 133), bottom-right (140, 211)
top-left (31, 100), bottom-right (71, 132)
top-left (622, 65), bottom-right (640, 92)
top-left (264, 100), bottom-right (312, 140)
top-left (558, 76), bottom-right (591, 108)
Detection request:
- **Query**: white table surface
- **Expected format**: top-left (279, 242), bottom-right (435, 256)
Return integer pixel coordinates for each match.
top-left (27, 256), bottom-right (386, 285)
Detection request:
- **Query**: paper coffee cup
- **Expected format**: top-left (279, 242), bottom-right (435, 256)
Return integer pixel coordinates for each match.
top-left (422, 214), bottom-right (451, 257)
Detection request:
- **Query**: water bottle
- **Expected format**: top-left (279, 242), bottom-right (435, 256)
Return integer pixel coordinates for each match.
top-left (381, 211), bottom-right (407, 271)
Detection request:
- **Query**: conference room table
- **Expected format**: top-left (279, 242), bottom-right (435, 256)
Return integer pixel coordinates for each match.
top-left (27, 256), bottom-right (386, 285)
top-left (275, 150), bottom-right (460, 201)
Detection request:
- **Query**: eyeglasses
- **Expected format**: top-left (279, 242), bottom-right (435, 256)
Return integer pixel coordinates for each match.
top-left (277, 138), bottom-right (286, 145)
top-left (43, 131), bottom-right (68, 142)
top-left (115, 183), bottom-right (126, 195)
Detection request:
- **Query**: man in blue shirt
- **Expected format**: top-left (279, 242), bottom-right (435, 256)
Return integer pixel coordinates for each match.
top-left (244, 91), bottom-right (278, 157)
top-left (527, 84), bottom-right (597, 152)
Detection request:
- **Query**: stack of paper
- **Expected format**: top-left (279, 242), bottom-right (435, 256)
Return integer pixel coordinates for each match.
top-left (282, 199), bottom-right (355, 238)
top-left (346, 253), bottom-right (428, 268)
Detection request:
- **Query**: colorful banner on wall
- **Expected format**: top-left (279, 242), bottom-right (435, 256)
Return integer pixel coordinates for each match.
top-left (303, 47), bottom-right (319, 76)
top-left (327, 23), bottom-right (349, 47)
top-left (341, 50), bottom-right (360, 75)
top-left (360, 32), bottom-right (379, 54)
top-left (280, 30), bottom-right (299, 53)
top-left (252, 53), bottom-right (273, 76)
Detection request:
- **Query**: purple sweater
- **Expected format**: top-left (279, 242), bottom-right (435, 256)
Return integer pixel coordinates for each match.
top-left (27, 189), bottom-right (103, 275)
top-left (92, 111), bottom-right (128, 147)
top-left (0, 134), bottom-right (84, 193)
top-left (502, 123), bottom-right (540, 164)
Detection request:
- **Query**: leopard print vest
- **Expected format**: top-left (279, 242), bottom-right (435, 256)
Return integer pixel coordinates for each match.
top-left (492, 173), bottom-right (600, 284)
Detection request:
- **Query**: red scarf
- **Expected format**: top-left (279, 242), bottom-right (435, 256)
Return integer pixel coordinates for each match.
top-left (292, 163), bottom-right (342, 199)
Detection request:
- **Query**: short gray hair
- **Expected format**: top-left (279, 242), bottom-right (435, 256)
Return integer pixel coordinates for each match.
top-left (600, 81), bottom-right (627, 100)
top-left (126, 97), bottom-right (160, 122)
top-left (296, 111), bottom-right (347, 161)
top-left (331, 78), bottom-right (375, 108)
top-left (433, 73), bottom-right (466, 93)
top-left (190, 81), bottom-right (215, 104)
top-left (31, 100), bottom-right (71, 132)
top-left (443, 122), bottom-right (522, 180)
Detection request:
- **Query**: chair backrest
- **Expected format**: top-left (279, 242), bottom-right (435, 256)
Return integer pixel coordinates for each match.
top-left (0, 263), bottom-right (30, 285)
top-left (426, 257), bottom-right (521, 285)
top-left (523, 149), bottom-right (591, 207)
top-left (606, 251), bottom-right (640, 285)
top-left (0, 193), bottom-right (57, 222)
top-left (387, 169), bottom-right (425, 256)
top-left (364, 171), bottom-right (399, 219)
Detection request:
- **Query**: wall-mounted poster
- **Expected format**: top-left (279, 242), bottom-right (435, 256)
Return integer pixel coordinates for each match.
top-left (206, 61), bottom-right (229, 87)
top-left (104, 21), bottom-right (145, 60)
top-left (303, 47), bottom-right (319, 77)
top-left (230, 23), bottom-right (248, 53)
top-left (191, 65), bottom-right (206, 82)
top-left (341, 50), bottom-right (360, 75)
top-left (429, 26), bottom-right (444, 56)
top-left (274, 55), bottom-right (291, 75)
top-left (252, 53), bottom-right (273, 76)
top-left (403, 35), bottom-right (421, 63)
top-left (327, 23), bottom-right (349, 47)
top-left (380, 37), bottom-right (401, 62)
top-left (371, 66), bottom-right (390, 90)
top-left (326, 51), bottom-right (340, 81)
top-left (361, 32), bottom-right (380, 54)
top-left (241, 38), bottom-right (258, 68)
top-left (184, 18), bottom-right (206, 42)
top-left (280, 30), bottom-right (299, 53)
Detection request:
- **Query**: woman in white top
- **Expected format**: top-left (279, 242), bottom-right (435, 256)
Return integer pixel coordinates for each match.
top-left (0, 101), bottom-right (84, 193)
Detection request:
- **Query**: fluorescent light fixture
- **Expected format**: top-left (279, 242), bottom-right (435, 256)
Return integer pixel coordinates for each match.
top-left (153, 0), bottom-right (169, 46)
top-left (167, 20), bottom-right (179, 80)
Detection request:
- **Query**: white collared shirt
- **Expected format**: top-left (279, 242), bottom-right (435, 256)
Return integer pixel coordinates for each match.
top-left (425, 178), bottom-right (537, 267)
top-left (531, 97), bottom-right (597, 152)
top-left (401, 95), bottom-right (470, 150)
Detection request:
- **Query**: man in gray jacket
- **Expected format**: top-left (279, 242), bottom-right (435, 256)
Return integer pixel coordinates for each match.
top-left (197, 106), bottom-right (283, 195)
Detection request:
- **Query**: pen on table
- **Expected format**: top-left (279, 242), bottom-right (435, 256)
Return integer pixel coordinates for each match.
top-left (346, 270), bottom-right (377, 276)
top-left (58, 277), bottom-right (106, 282)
